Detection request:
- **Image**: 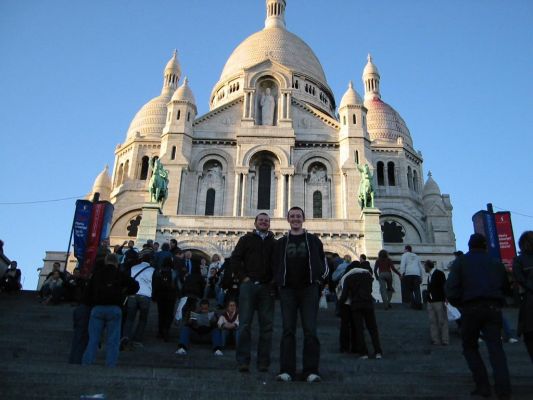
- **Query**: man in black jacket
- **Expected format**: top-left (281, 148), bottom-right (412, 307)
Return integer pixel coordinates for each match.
top-left (424, 260), bottom-right (448, 346)
top-left (232, 213), bottom-right (276, 373)
top-left (273, 207), bottom-right (329, 383)
top-left (446, 234), bottom-right (511, 400)
top-left (82, 254), bottom-right (138, 367)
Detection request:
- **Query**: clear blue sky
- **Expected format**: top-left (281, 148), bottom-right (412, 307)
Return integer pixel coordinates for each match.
top-left (1, 0), bottom-right (532, 289)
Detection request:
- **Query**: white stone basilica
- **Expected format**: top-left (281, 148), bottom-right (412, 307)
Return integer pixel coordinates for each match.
top-left (89, 0), bottom-right (456, 265)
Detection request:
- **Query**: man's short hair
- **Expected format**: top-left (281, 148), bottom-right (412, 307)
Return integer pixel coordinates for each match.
top-left (424, 260), bottom-right (435, 268)
top-left (199, 299), bottom-right (210, 307)
top-left (287, 206), bottom-right (305, 219)
top-left (360, 254), bottom-right (367, 261)
top-left (254, 212), bottom-right (270, 223)
top-left (518, 231), bottom-right (533, 254)
top-left (170, 238), bottom-right (177, 246)
top-left (105, 254), bottom-right (119, 267)
top-left (161, 242), bottom-right (170, 252)
top-left (405, 245), bottom-right (412, 252)
top-left (468, 233), bottom-right (487, 250)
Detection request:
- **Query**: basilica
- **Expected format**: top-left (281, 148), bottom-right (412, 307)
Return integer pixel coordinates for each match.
top-left (89, 0), bottom-right (456, 267)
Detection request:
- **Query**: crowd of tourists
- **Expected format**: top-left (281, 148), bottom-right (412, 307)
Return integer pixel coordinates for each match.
top-left (4, 221), bottom-right (531, 398)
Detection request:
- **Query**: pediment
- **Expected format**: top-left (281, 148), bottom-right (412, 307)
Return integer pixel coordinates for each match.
top-left (292, 99), bottom-right (339, 140)
top-left (427, 202), bottom-right (447, 216)
top-left (193, 98), bottom-right (243, 133)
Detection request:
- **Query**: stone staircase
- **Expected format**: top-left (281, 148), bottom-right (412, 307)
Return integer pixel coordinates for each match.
top-left (1, 291), bottom-right (531, 399)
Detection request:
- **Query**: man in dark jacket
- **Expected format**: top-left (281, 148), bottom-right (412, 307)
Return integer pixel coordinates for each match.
top-left (424, 260), bottom-right (448, 345)
top-left (273, 207), bottom-right (329, 383)
top-left (82, 254), bottom-right (138, 367)
top-left (446, 233), bottom-right (511, 399)
top-left (232, 213), bottom-right (276, 373)
top-left (338, 264), bottom-right (382, 359)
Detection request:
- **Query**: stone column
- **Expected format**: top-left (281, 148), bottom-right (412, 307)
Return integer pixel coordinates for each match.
top-left (136, 202), bottom-right (161, 244)
top-left (361, 207), bottom-right (382, 258)
top-left (240, 172), bottom-right (248, 216)
top-left (232, 172), bottom-right (240, 217)
top-left (276, 172), bottom-right (286, 218)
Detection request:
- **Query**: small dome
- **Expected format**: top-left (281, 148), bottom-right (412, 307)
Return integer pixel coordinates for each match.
top-left (165, 50), bottom-right (181, 77)
top-left (423, 172), bottom-right (442, 198)
top-left (339, 81), bottom-right (363, 108)
top-left (363, 54), bottom-right (380, 77)
top-left (92, 165), bottom-right (112, 201)
top-left (365, 97), bottom-right (412, 146)
top-left (125, 93), bottom-right (171, 140)
top-left (171, 77), bottom-right (196, 104)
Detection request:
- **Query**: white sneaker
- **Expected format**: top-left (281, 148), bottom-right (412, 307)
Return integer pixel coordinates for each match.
top-left (509, 338), bottom-right (519, 344)
top-left (375, 353), bottom-right (382, 359)
top-left (306, 373), bottom-right (322, 383)
top-left (175, 347), bottom-right (187, 355)
top-left (276, 373), bottom-right (292, 382)
top-left (358, 355), bottom-right (369, 360)
top-left (214, 349), bottom-right (223, 356)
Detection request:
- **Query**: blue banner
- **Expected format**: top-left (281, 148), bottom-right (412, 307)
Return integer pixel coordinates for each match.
top-left (101, 202), bottom-right (114, 241)
top-left (73, 200), bottom-right (93, 264)
top-left (472, 210), bottom-right (501, 261)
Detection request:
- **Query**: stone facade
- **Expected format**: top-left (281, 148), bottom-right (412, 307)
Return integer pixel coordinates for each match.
top-left (89, 0), bottom-right (456, 268)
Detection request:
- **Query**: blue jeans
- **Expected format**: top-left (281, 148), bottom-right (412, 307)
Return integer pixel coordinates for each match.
top-left (123, 295), bottom-right (151, 342)
top-left (82, 305), bottom-right (122, 367)
top-left (236, 281), bottom-right (275, 367)
top-left (461, 303), bottom-right (511, 396)
top-left (69, 304), bottom-right (91, 364)
top-left (403, 275), bottom-right (422, 308)
top-left (179, 326), bottom-right (221, 350)
top-left (279, 283), bottom-right (321, 377)
top-left (219, 328), bottom-right (239, 348)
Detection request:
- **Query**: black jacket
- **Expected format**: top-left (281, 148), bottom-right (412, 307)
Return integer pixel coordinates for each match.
top-left (231, 231), bottom-right (276, 283)
top-left (273, 231), bottom-right (328, 287)
top-left (446, 250), bottom-right (510, 307)
top-left (427, 269), bottom-right (446, 303)
top-left (338, 268), bottom-right (374, 309)
top-left (84, 264), bottom-right (138, 307)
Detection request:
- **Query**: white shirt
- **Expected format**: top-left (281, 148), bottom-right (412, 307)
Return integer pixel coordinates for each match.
top-left (130, 261), bottom-right (154, 297)
top-left (400, 252), bottom-right (423, 277)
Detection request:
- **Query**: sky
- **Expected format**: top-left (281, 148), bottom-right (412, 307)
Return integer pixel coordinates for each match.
top-left (0, 0), bottom-right (532, 290)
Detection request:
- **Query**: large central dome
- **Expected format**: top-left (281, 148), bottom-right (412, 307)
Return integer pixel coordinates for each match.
top-left (220, 27), bottom-right (327, 85)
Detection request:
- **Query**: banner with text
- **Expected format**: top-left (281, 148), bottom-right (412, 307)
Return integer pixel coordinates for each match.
top-left (72, 200), bottom-right (93, 266)
top-left (472, 210), bottom-right (501, 261)
top-left (494, 211), bottom-right (517, 271)
top-left (80, 201), bottom-right (114, 278)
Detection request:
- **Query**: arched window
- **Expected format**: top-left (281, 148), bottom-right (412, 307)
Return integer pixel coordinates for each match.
top-left (353, 114), bottom-right (357, 125)
top-left (343, 115), bottom-right (346, 125)
top-left (313, 191), bottom-right (323, 218)
top-left (140, 156), bottom-right (149, 180)
top-left (171, 146), bottom-right (177, 161)
top-left (123, 160), bottom-right (129, 183)
top-left (177, 109), bottom-right (181, 120)
top-left (377, 162), bottom-right (385, 186)
top-left (387, 162), bottom-right (396, 186)
top-left (187, 112), bottom-right (190, 121)
top-left (413, 170), bottom-right (419, 192)
top-left (205, 189), bottom-right (216, 216)
top-left (257, 163), bottom-right (272, 210)
top-left (407, 166), bottom-right (413, 189)
top-left (355, 150), bottom-right (359, 164)
top-left (116, 163), bottom-right (124, 186)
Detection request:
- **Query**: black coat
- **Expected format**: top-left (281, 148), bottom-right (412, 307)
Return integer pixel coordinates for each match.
top-left (231, 231), bottom-right (276, 283)
top-left (513, 254), bottom-right (533, 335)
top-left (427, 269), bottom-right (447, 303)
top-left (338, 269), bottom-right (375, 309)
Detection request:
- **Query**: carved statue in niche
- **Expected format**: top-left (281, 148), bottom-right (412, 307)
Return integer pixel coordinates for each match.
top-left (308, 164), bottom-right (327, 184)
top-left (203, 161), bottom-right (223, 186)
top-left (260, 87), bottom-right (275, 126)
